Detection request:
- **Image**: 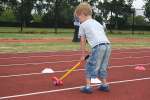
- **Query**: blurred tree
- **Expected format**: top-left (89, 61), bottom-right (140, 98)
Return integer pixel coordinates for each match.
top-left (32, 14), bottom-right (42, 22)
top-left (42, 0), bottom-right (56, 25)
top-left (0, 0), bottom-right (137, 30)
top-left (144, 0), bottom-right (150, 22)
top-left (0, 0), bottom-right (4, 15)
top-left (109, 0), bottom-right (133, 29)
top-left (127, 15), bottom-right (148, 25)
top-left (0, 0), bottom-right (18, 16)
top-left (96, 0), bottom-right (110, 23)
top-left (0, 7), bottom-right (16, 22)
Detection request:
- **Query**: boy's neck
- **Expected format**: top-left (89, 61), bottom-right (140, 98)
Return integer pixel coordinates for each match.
top-left (86, 16), bottom-right (92, 20)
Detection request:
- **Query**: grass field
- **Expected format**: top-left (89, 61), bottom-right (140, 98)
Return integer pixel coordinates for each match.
top-left (0, 42), bottom-right (81, 53)
top-left (0, 27), bottom-right (150, 53)
top-left (0, 27), bottom-right (74, 34)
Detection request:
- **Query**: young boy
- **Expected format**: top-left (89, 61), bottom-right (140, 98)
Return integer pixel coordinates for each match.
top-left (74, 2), bottom-right (111, 93)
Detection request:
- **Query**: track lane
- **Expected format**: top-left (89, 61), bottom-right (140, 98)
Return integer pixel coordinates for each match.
top-left (0, 48), bottom-right (150, 100)
top-left (0, 65), bottom-right (149, 98)
top-left (13, 79), bottom-right (149, 100)
top-left (0, 50), bottom-right (150, 65)
top-left (0, 56), bottom-right (150, 76)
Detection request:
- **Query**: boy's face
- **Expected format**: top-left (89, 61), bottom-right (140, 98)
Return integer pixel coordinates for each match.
top-left (77, 13), bottom-right (86, 23)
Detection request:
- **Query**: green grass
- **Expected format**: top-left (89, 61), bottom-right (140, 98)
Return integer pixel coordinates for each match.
top-left (0, 32), bottom-right (150, 39)
top-left (0, 27), bottom-right (74, 39)
top-left (108, 33), bottom-right (150, 38)
top-left (0, 27), bottom-right (74, 33)
top-left (0, 41), bottom-right (149, 53)
top-left (0, 32), bottom-right (72, 39)
top-left (0, 42), bottom-right (81, 53)
top-left (0, 28), bottom-right (150, 53)
top-left (112, 42), bottom-right (150, 48)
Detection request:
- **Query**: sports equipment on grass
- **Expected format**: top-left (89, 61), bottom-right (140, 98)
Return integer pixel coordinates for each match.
top-left (52, 55), bottom-right (89, 86)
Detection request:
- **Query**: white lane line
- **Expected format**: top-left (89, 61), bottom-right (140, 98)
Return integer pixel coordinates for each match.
top-left (0, 73), bottom-right (42, 78)
top-left (0, 69), bottom-right (71, 78)
top-left (0, 77), bottom-right (150, 100)
top-left (113, 50), bottom-right (150, 54)
top-left (0, 60), bottom-right (78, 67)
top-left (0, 63), bottom-right (150, 78)
top-left (0, 54), bottom-right (81, 60)
top-left (0, 50), bottom-right (150, 60)
top-left (0, 55), bottom-right (150, 67)
top-left (112, 56), bottom-right (150, 59)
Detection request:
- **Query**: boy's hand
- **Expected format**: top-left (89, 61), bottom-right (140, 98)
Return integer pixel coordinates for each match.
top-left (80, 54), bottom-right (89, 61)
top-left (80, 55), bottom-right (85, 61)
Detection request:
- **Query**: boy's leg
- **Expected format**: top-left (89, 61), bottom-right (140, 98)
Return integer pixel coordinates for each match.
top-left (80, 45), bottom-right (100, 93)
top-left (80, 78), bottom-right (93, 93)
top-left (85, 44), bottom-right (105, 82)
top-left (80, 44), bottom-right (111, 93)
top-left (86, 78), bottom-right (91, 86)
top-left (98, 44), bottom-right (111, 91)
top-left (100, 44), bottom-right (111, 79)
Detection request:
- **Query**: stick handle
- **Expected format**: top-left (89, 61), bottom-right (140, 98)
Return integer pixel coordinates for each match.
top-left (59, 54), bottom-right (89, 81)
top-left (60, 61), bottom-right (82, 80)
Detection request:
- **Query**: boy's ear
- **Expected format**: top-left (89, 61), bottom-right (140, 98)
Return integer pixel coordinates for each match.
top-left (74, 10), bottom-right (77, 17)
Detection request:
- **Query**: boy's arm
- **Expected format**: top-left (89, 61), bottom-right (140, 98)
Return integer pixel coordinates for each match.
top-left (80, 36), bottom-right (86, 60)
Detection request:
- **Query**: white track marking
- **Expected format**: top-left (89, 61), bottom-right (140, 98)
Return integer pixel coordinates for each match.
top-left (0, 50), bottom-right (150, 60)
top-left (0, 73), bottom-right (42, 78)
top-left (112, 55), bottom-right (150, 59)
top-left (0, 48), bottom-right (149, 59)
top-left (0, 60), bottom-right (78, 67)
top-left (0, 54), bottom-right (81, 60)
top-left (0, 70), bottom-right (69, 78)
top-left (0, 77), bottom-right (150, 100)
top-left (0, 62), bottom-right (150, 78)
top-left (0, 55), bottom-right (150, 67)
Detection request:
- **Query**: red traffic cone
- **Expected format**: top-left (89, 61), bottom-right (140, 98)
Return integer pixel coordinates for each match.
top-left (134, 65), bottom-right (146, 71)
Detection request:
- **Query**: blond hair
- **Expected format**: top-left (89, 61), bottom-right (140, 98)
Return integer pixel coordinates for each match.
top-left (74, 2), bottom-right (92, 16)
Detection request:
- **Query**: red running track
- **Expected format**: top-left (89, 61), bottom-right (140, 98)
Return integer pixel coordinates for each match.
top-left (0, 48), bottom-right (150, 100)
